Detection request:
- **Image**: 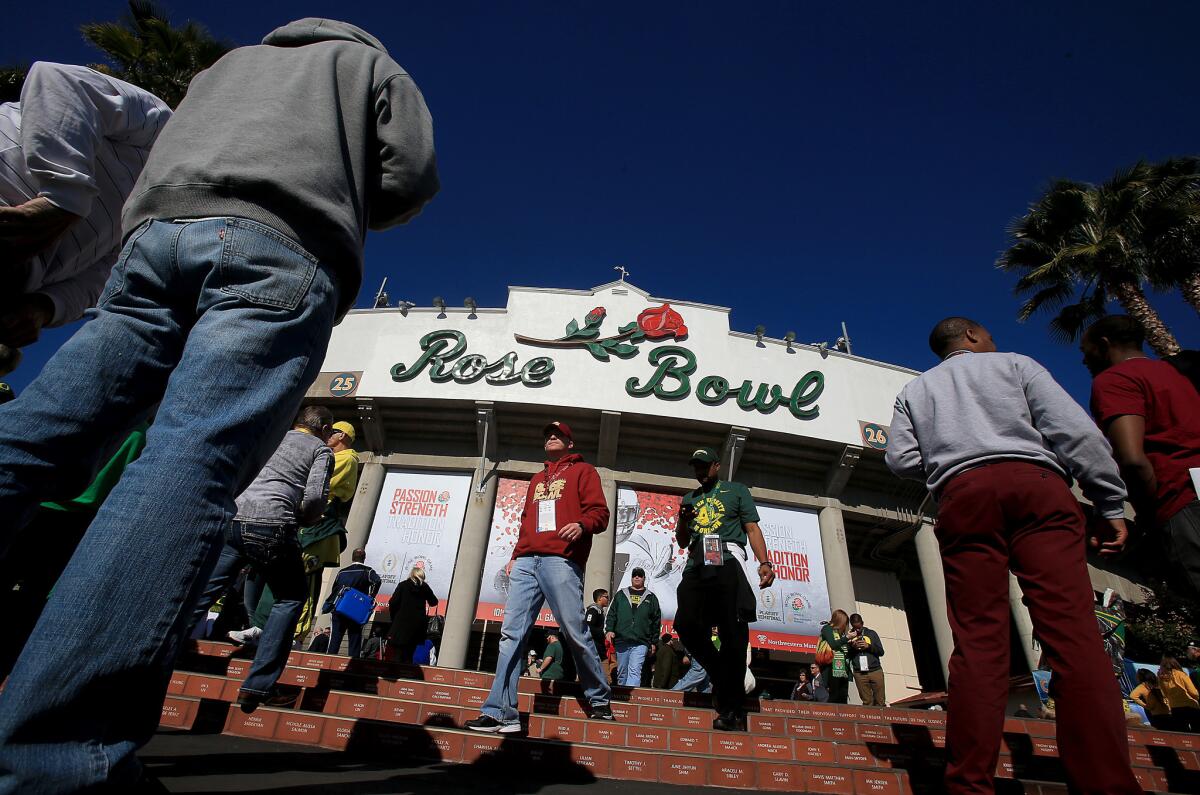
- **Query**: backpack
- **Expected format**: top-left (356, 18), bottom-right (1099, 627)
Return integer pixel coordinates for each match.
top-left (814, 638), bottom-right (834, 666)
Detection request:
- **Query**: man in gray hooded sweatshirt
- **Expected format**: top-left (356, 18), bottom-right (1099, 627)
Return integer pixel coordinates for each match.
top-left (0, 19), bottom-right (438, 793)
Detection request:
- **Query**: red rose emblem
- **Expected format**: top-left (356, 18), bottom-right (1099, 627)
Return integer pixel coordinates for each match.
top-left (584, 306), bottom-right (606, 326)
top-left (637, 303), bottom-right (688, 340)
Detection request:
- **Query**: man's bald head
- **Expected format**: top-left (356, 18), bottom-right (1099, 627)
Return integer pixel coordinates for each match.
top-left (929, 317), bottom-right (995, 358)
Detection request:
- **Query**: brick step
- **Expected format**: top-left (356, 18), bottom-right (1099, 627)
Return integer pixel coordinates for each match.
top-left (186, 641), bottom-right (950, 726)
top-left (177, 642), bottom-right (1198, 793)
top-left (177, 649), bottom-right (1200, 757)
top-left (165, 695), bottom-right (1101, 794)
top-left (171, 667), bottom-right (937, 743)
top-left (167, 666), bottom-right (1200, 787)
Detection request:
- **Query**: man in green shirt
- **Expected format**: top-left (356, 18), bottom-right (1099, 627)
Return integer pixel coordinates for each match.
top-left (674, 447), bottom-right (774, 731)
top-left (539, 631), bottom-right (565, 681)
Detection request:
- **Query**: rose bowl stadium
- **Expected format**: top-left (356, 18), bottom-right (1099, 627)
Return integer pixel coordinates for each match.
top-left (304, 279), bottom-right (1148, 704)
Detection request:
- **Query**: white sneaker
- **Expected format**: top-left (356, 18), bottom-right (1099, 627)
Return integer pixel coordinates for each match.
top-left (228, 627), bottom-right (263, 647)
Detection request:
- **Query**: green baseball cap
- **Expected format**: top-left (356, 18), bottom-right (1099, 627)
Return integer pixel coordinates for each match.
top-left (689, 446), bottom-right (719, 464)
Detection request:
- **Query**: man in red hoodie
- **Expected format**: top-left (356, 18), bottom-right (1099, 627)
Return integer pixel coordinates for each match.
top-left (466, 421), bottom-right (614, 732)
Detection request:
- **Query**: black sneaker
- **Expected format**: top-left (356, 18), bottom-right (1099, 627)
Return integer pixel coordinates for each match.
top-left (712, 712), bottom-right (747, 732)
top-left (464, 714), bottom-right (522, 734)
top-left (590, 703), bottom-right (615, 721)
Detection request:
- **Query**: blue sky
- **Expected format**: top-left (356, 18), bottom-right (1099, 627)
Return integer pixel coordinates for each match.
top-left (7, 1), bottom-right (1198, 405)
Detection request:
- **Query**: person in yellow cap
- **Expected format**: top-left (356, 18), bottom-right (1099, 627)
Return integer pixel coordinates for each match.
top-left (242, 419), bottom-right (360, 645)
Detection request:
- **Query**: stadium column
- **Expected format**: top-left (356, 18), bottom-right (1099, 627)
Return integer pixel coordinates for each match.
top-left (438, 459), bottom-right (499, 668)
top-left (583, 473), bottom-right (617, 613)
top-left (914, 522), bottom-right (953, 680)
top-left (818, 505), bottom-right (857, 613)
top-left (1009, 574), bottom-right (1041, 672)
top-left (819, 505), bottom-right (861, 704)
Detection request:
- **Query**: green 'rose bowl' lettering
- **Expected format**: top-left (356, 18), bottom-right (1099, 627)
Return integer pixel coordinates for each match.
top-left (390, 331), bottom-right (824, 420)
top-left (392, 330), bottom-right (554, 387)
top-left (736, 381), bottom-right (786, 413)
top-left (520, 357), bottom-right (555, 386)
top-left (696, 375), bottom-right (730, 405)
top-left (391, 330), bottom-right (466, 382)
top-left (626, 346), bottom-right (695, 400)
top-left (789, 371), bottom-right (824, 419)
top-left (451, 354), bottom-right (489, 383)
top-left (484, 352), bottom-right (521, 385)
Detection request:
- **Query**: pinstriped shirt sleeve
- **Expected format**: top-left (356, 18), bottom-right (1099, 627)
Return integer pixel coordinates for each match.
top-left (19, 62), bottom-right (171, 217)
top-left (35, 248), bottom-right (116, 326)
top-left (2, 62), bottom-right (170, 326)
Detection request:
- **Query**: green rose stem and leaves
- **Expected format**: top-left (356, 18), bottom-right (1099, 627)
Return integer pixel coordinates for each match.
top-left (514, 307), bottom-right (645, 361)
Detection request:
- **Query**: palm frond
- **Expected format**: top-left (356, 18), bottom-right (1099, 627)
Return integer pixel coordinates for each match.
top-left (1017, 282), bottom-right (1076, 322)
top-left (1047, 292), bottom-right (1108, 343)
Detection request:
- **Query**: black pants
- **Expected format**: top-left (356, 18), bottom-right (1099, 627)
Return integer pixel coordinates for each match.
top-left (329, 614), bottom-right (363, 657)
top-left (1163, 501), bottom-right (1200, 598)
top-left (674, 564), bottom-right (751, 718)
top-left (826, 671), bottom-right (850, 704)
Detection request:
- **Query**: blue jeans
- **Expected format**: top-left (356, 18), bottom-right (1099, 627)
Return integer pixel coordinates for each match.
top-left (329, 614), bottom-right (363, 658)
top-left (672, 656), bottom-right (713, 693)
top-left (614, 639), bottom-right (649, 687)
top-left (189, 521), bottom-right (307, 695)
top-left (0, 218), bottom-right (338, 793)
top-left (243, 570), bottom-right (265, 623)
top-left (481, 555), bottom-right (611, 725)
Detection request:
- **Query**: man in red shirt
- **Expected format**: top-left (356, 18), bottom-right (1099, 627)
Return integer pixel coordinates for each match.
top-left (466, 421), bottom-right (614, 732)
top-left (1083, 315), bottom-right (1200, 595)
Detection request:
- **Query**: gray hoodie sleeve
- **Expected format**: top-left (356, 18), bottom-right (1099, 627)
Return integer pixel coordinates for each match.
top-left (1019, 358), bottom-right (1127, 518)
top-left (368, 73), bottom-right (440, 229)
top-left (884, 395), bottom-right (925, 481)
top-left (299, 445), bottom-right (334, 525)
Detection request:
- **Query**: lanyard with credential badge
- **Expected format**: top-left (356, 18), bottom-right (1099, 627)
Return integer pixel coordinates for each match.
top-left (537, 460), bottom-right (572, 533)
top-left (699, 481), bottom-right (724, 566)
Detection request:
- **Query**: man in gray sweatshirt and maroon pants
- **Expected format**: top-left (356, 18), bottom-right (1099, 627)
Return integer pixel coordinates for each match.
top-left (886, 317), bottom-right (1140, 795)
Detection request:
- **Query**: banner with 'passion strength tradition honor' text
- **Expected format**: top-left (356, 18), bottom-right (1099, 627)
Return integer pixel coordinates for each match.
top-left (364, 469), bottom-right (472, 613)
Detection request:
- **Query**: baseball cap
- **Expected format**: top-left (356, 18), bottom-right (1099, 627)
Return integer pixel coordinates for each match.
top-left (0, 383), bottom-right (14, 405)
top-left (689, 446), bottom-right (719, 464)
top-left (543, 421), bottom-right (573, 441)
top-left (332, 421), bottom-right (356, 442)
top-left (631, 567), bottom-right (646, 578)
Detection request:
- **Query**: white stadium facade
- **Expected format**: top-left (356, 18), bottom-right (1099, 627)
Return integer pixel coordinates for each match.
top-left (308, 280), bottom-right (1146, 703)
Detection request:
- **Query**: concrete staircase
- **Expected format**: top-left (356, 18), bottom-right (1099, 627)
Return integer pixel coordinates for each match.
top-left (159, 640), bottom-right (1200, 793)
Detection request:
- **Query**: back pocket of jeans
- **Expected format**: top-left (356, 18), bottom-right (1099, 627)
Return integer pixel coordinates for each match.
top-left (219, 221), bottom-right (318, 311)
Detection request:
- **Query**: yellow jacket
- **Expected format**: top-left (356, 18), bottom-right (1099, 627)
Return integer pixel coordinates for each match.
top-left (1160, 669), bottom-right (1199, 710)
top-left (330, 448), bottom-right (360, 505)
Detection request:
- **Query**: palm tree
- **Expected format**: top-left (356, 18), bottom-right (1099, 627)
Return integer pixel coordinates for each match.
top-left (1140, 157), bottom-right (1200, 317)
top-left (0, 65), bottom-right (27, 103)
top-left (998, 165), bottom-right (1182, 357)
top-left (80, 0), bottom-right (231, 108)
